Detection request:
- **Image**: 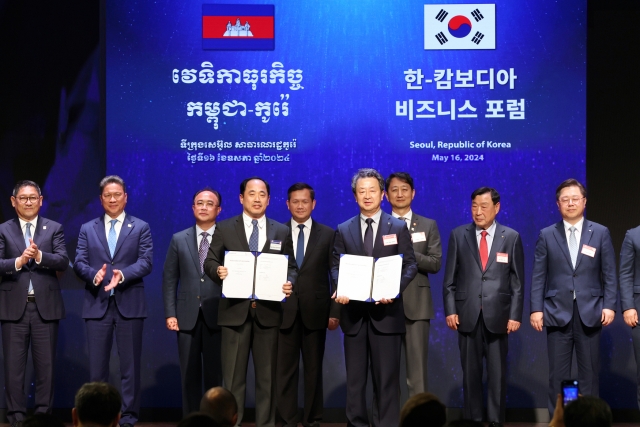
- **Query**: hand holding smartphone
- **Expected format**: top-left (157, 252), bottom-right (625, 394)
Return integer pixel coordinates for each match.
top-left (562, 379), bottom-right (579, 406)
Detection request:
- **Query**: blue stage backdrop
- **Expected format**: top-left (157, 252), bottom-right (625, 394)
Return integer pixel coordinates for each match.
top-left (99, 0), bottom-right (593, 411)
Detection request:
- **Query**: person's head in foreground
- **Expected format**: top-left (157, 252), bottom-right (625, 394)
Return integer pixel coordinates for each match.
top-left (199, 387), bottom-right (238, 427)
top-left (72, 382), bottom-right (122, 427)
top-left (564, 395), bottom-right (612, 427)
top-left (400, 392), bottom-right (447, 427)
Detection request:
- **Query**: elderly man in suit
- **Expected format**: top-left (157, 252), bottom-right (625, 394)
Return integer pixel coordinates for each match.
top-left (443, 187), bottom-right (524, 427)
top-left (0, 180), bottom-right (68, 427)
top-left (620, 224), bottom-right (640, 410)
top-left (332, 168), bottom-right (417, 427)
top-left (530, 178), bottom-right (617, 417)
top-left (74, 175), bottom-right (153, 427)
top-left (276, 182), bottom-right (338, 427)
top-left (385, 172), bottom-right (441, 396)
top-left (163, 187), bottom-right (224, 416)
top-left (203, 177), bottom-right (296, 427)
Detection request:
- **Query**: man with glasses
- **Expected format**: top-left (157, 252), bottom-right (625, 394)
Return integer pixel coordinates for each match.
top-left (163, 188), bottom-right (223, 416)
top-left (74, 175), bottom-right (153, 427)
top-left (0, 180), bottom-right (68, 427)
top-left (530, 178), bottom-right (617, 417)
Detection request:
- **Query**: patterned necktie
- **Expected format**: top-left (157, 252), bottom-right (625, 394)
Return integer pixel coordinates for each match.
top-left (108, 219), bottom-right (118, 257)
top-left (398, 216), bottom-right (409, 230)
top-left (25, 223), bottom-right (33, 294)
top-left (480, 230), bottom-right (489, 270)
top-left (296, 224), bottom-right (305, 268)
top-left (199, 232), bottom-right (210, 274)
top-left (569, 226), bottom-right (578, 268)
top-left (364, 218), bottom-right (374, 257)
top-left (249, 219), bottom-right (259, 252)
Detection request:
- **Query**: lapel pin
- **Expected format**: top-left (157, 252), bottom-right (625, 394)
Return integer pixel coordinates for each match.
top-left (43, 226), bottom-right (47, 230)
top-left (128, 224), bottom-right (132, 228)
top-left (411, 228), bottom-right (415, 231)
top-left (413, 223), bottom-right (416, 226)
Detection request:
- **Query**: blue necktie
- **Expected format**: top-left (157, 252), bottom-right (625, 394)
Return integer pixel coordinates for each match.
top-left (249, 219), bottom-right (259, 252)
top-left (108, 219), bottom-right (118, 296)
top-left (296, 224), bottom-right (305, 268)
top-left (25, 223), bottom-right (33, 294)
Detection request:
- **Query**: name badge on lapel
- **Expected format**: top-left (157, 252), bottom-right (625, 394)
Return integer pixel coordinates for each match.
top-left (270, 240), bottom-right (282, 251)
top-left (496, 252), bottom-right (509, 263)
top-left (411, 232), bottom-right (426, 243)
top-left (382, 234), bottom-right (398, 246)
top-left (581, 244), bottom-right (596, 257)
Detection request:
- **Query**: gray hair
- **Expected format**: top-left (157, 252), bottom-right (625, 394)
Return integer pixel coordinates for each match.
top-left (99, 175), bottom-right (126, 194)
top-left (351, 168), bottom-right (384, 194)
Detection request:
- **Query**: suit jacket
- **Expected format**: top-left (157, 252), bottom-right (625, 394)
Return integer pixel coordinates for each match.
top-left (530, 219), bottom-right (617, 328)
top-left (74, 214), bottom-right (153, 319)
top-left (403, 213), bottom-right (442, 320)
top-left (281, 219), bottom-right (336, 330)
top-left (331, 211), bottom-right (418, 335)
top-left (163, 226), bottom-right (220, 331)
top-left (203, 214), bottom-right (297, 328)
top-left (443, 221), bottom-right (524, 334)
top-left (0, 217), bottom-right (68, 321)
top-left (620, 226), bottom-right (640, 313)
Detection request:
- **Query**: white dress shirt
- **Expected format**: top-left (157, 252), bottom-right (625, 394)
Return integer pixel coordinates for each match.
top-left (475, 220), bottom-right (497, 253)
top-left (563, 217), bottom-right (584, 248)
top-left (243, 213), bottom-right (266, 251)
top-left (360, 209), bottom-right (383, 244)
top-left (94, 211), bottom-right (127, 285)
top-left (196, 224), bottom-right (216, 248)
top-left (291, 217), bottom-right (312, 259)
top-left (392, 210), bottom-right (412, 230)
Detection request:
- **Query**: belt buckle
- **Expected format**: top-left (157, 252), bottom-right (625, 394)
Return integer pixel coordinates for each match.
top-left (251, 301), bottom-right (257, 309)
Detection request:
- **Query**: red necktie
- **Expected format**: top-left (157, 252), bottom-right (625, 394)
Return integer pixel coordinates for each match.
top-left (480, 230), bottom-right (488, 270)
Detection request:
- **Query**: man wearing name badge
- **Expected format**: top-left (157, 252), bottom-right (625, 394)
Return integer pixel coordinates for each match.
top-left (619, 222), bottom-right (640, 410)
top-left (163, 187), bottom-right (224, 417)
top-left (443, 187), bottom-right (524, 427)
top-left (276, 182), bottom-right (339, 427)
top-left (332, 168), bottom-right (417, 427)
top-left (73, 175), bottom-right (153, 427)
top-left (0, 180), bottom-right (68, 427)
top-left (203, 177), bottom-right (296, 427)
top-left (385, 172), bottom-right (442, 396)
top-left (530, 178), bottom-right (617, 417)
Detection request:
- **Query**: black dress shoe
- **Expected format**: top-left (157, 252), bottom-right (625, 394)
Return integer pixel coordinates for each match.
top-left (488, 422), bottom-right (504, 427)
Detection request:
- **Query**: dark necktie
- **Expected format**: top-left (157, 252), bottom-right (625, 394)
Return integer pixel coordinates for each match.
top-left (296, 224), bottom-right (305, 268)
top-left (364, 218), bottom-right (374, 257)
top-left (198, 232), bottom-right (209, 274)
top-left (249, 219), bottom-right (259, 252)
top-left (480, 230), bottom-right (488, 270)
top-left (398, 216), bottom-right (409, 230)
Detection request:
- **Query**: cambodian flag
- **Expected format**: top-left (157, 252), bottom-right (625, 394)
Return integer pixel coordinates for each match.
top-left (202, 4), bottom-right (275, 50)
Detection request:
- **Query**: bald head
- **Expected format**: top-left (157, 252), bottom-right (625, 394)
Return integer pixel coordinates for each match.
top-left (200, 387), bottom-right (237, 427)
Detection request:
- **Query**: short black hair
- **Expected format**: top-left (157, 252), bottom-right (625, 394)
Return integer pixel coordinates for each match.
top-left (471, 187), bottom-right (500, 204)
top-left (12, 180), bottom-right (42, 197)
top-left (200, 387), bottom-right (238, 427)
top-left (99, 175), bottom-right (126, 194)
top-left (23, 413), bottom-right (65, 427)
top-left (385, 172), bottom-right (414, 192)
top-left (351, 168), bottom-right (384, 194)
top-left (555, 178), bottom-right (587, 200)
top-left (74, 382), bottom-right (122, 426)
top-left (564, 395), bottom-right (612, 427)
top-left (193, 187), bottom-right (222, 207)
top-left (240, 177), bottom-right (270, 196)
top-left (287, 182), bottom-right (315, 201)
top-left (177, 413), bottom-right (220, 427)
top-left (400, 392), bottom-right (446, 427)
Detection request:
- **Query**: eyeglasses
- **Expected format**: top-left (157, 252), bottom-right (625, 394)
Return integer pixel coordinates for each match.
top-left (559, 197), bottom-right (584, 206)
top-left (195, 201), bottom-right (218, 208)
top-left (14, 196), bottom-right (40, 204)
top-left (102, 192), bottom-right (124, 200)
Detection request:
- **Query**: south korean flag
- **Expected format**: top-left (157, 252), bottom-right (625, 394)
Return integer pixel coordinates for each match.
top-left (424, 4), bottom-right (496, 50)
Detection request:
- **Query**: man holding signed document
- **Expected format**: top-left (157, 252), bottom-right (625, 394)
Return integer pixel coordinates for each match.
top-left (203, 177), bottom-right (297, 427)
top-left (332, 168), bottom-right (417, 427)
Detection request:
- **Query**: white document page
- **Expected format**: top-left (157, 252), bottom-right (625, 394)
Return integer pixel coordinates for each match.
top-left (336, 254), bottom-right (374, 301)
top-left (221, 251), bottom-right (256, 299)
top-left (371, 255), bottom-right (403, 302)
top-left (253, 252), bottom-right (289, 301)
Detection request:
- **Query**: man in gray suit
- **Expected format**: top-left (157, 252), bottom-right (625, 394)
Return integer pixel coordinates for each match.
top-left (163, 187), bottom-right (223, 416)
top-left (385, 172), bottom-right (441, 396)
top-left (443, 187), bottom-right (524, 427)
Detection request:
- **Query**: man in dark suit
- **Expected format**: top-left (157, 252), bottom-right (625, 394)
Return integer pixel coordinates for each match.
top-left (530, 178), bottom-right (617, 416)
top-left (0, 180), bottom-right (68, 427)
top-left (74, 175), bottom-right (153, 427)
top-left (163, 187), bottom-right (223, 416)
top-left (203, 177), bottom-right (296, 427)
top-left (332, 168), bottom-right (417, 427)
top-left (276, 182), bottom-right (338, 427)
top-left (385, 172), bottom-right (441, 396)
top-left (620, 225), bottom-right (640, 410)
top-left (443, 187), bottom-right (524, 427)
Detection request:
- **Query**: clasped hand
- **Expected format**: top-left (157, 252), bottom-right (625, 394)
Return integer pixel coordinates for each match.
top-left (95, 264), bottom-right (123, 292)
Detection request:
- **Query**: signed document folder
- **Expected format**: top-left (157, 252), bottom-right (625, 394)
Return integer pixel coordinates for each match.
top-left (222, 251), bottom-right (288, 302)
top-left (336, 254), bottom-right (403, 302)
